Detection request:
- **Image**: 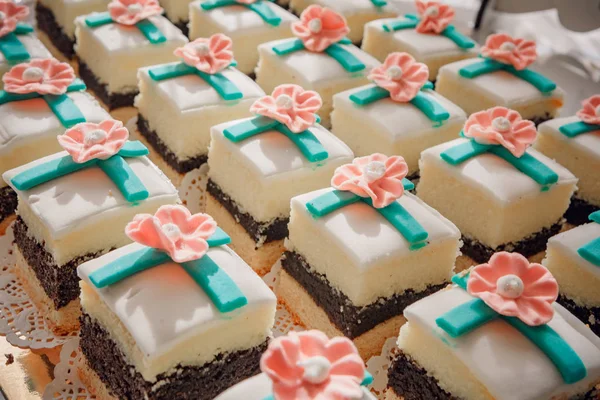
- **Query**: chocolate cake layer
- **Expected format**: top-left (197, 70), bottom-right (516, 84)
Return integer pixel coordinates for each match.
top-left (13, 217), bottom-right (108, 309)
top-left (137, 114), bottom-right (207, 174)
top-left (281, 250), bottom-right (448, 339)
top-left (207, 179), bottom-right (288, 245)
top-left (78, 61), bottom-right (138, 110)
top-left (558, 294), bottom-right (600, 337)
top-left (168, 18), bottom-right (189, 37)
top-left (531, 113), bottom-right (553, 127)
top-left (461, 221), bottom-right (562, 264)
top-left (35, 3), bottom-right (76, 59)
top-left (80, 312), bottom-right (267, 400)
top-left (565, 197), bottom-right (600, 226)
top-left (0, 186), bottom-right (17, 222)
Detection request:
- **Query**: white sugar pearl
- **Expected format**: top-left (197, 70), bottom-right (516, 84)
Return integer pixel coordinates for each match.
top-left (386, 65), bottom-right (403, 80)
top-left (83, 129), bottom-right (107, 146)
top-left (492, 117), bottom-right (511, 132)
top-left (161, 223), bottom-right (182, 239)
top-left (424, 6), bottom-right (439, 17)
top-left (127, 3), bottom-right (143, 14)
top-left (308, 18), bottom-right (322, 34)
top-left (298, 356), bottom-right (331, 385)
top-left (0, 12), bottom-right (6, 22)
top-left (275, 94), bottom-right (294, 110)
top-left (500, 41), bottom-right (516, 52)
top-left (595, 105), bottom-right (600, 117)
top-left (364, 161), bottom-right (386, 182)
top-left (496, 274), bottom-right (524, 299)
top-left (193, 42), bottom-right (210, 56)
top-left (22, 67), bottom-right (45, 83)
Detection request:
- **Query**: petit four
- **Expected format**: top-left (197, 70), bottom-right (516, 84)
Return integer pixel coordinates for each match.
top-left (135, 34), bottom-right (265, 187)
top-left (289, 0), bottom-right (396, 44)
top-left (436, 33), bottom-right (564, 124)
top-left (386, 252), bottom-right (600, 400)
top-left (36, 0), bottom-right (108, 60)
top-left (206, 84), bottom-right (354, 274)
top-left (278, 154), bottom-right (461, 359)
top-left (535, 95), bottom-right (600, 225)
top-left (3, 120), bottom-right (179, 333)
top-left (0, 59), bottom-right (110, 232)
top-left (160, 0), bottom-right (194, 34)
top-left (0, 1), bottom-right (52, 86)
top-left (544, 211), bottom-right (600, 336)
top-left (74, 0), bottom-right (188, 113)
top-left (362, 1), bottom-right (478, 80)
top-left (216, 330), bottom-right (376, 400)
top-left (189, 0), bottom-right (298, 75)
top-left (255, 5), bottom-right (380, 127)
top-left (77, 205), bottom-right (276, 399)
top-left (331, 52), bottom-right (466, 178)
top-left (417, 107), bottom-right (577, 270)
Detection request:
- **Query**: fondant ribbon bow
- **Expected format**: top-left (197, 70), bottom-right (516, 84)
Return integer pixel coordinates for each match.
top-left (305, 153), bottom-right (428, 250)
top-left (350, 52), bottom-right (450, 123)
top-left (148, 33), bottom-right (243, 101)
top-left (85, 0), bottom-right (166, 44)
top-left (272, 5), bottom-right (365, 73)
top-left (578, 211), bottom-right (600, 267)
top-left (88, 206), bottom-right (247, 313)
top-left (201, 0), bottom-right (282, 26)
top-left (0, 1), bottom-right (35, 64)
top-left (459, 33), bottom-right (556, 93)
top-left (223, 84), bottom-right (329, 162)
top-left (559, 95), bottom-right (600, 137)
top-left (382, 1), bottom-right (475, 50)
top-left (436, 252), bottom-right (586, 384)
top-left (1, 58), bottom-right (87, 128)
top-left (11, 119), bottom-right (150, 203)
top-left (440, 107), bottom-right (559, 190)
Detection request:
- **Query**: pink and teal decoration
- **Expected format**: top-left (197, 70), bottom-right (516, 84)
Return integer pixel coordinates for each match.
top-left (89, 206), bottom-right (247, 313)
top-left (559, 95), bottom-right (600, 137)
top-left (577, 211), bottom-right (600, 267)
top-left (370, 0), bottom-right (387, 6)
top-left (1, 59), bottom-right (87, 128)
top-left (306, 154), bottom-right (428, 250)
top-left (201, 0), bottom-right (281, 26)
top-left (0, 1), bottom-right (33, 64)
top-left (459, 33), bottom-right (556, 93)
top-left (85, 0), bottom-right (166, 44)
top-left (435, 252), bottom-right (586, 384)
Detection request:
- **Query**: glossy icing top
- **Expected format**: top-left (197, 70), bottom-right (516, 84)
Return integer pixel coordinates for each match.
top-left (302, 0), bottom-right (393, 14)
top-left (192, 1), bottom-right (298, 32)
top-left (548, 222), bottom-right (600, 280)
top-left (0, 35), bottom-right (51, 67)
top-left (538, 115), bottom-right (600, 159)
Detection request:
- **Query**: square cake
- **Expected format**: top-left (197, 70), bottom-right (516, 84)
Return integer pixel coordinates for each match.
top-left (417, 107), bottom-right (577, 270)
top-left (0, 59), bottom-right (110, 232)
top-left (3, 120), bottom-right (179, 334)
top-left (189, 0), bottom-right (298, 75)
top-left (331, 52), bottom-right (466, 178)
top-left (255, 5), bottom-right (380, 127)
top-left (386, 252), bottom-right (600, 400)
top-left (436, 33), bottom-right (564, 124)
top-left (362, 1), bottom-right (478, 81)
top-left (77, 205), bottom-right (277, 400)
top-left (279, 154), bottom-right (461, 360)
top-left (289, 0), bottom-right (396, 43)
top-left (74, 0), bottom-right (188, 114)
top-left (535, 95), bottom-right (600, 226)
top-left (135, 34), bottom-right (266, 187)
top-left (544, 211), bottom-right (600, 336)
top-left (206, 84), bottom-right (354, 274)
top-left (36, 0), bottom-right (109, 60)
top-left (160, 0), bottom-right (194, 34)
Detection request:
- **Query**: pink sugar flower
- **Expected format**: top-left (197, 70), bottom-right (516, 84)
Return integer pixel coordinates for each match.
top-left (467, 252), bottom-right (559, 326)
top-left (126, 205), bottom-right (217, 263)
top-left (576, 95), bottom-right (600, 125)
top-left (481, 33), bottom-right (537, 71)
top-left (261, 330), bottom-right (366, 400)
top-left (0, 1), bottom-right (29, 38)
top-left (108, 0), bottom-right (163, 26)
top-left (368, 52), bottom-right (429, 102)
top-left (291, 5), bottom-right (349, 53)
top-left (415, 0), bottom-right (455, 34)
top-left (331, 154), bottom-right (408, 209)
top-left (235, 0), bottom-right (258, 3)
top-left (58, 119), bottom-right (129, 163)
top-left (463, 107), bottom-right (537, 158)
top-left (174, 34), bottom-right (233, 75)
top-left (3, 58), bottom-right (75, 95)
top-left (250, 84), bottom-right (322, 133)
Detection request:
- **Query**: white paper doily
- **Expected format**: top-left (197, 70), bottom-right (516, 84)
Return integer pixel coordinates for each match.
top-left (43, 337), bottom-right (90, 400)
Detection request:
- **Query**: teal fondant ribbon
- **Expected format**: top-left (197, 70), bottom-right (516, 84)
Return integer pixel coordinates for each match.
top-left (459, 58), bottom-right (556, 94)
top-left (223, 116), bottom-right (328, 162)
top-left (440, 139), bottom-right (558, 191)
top-left (0, 23), bottom-right (35, 64)
top-left (577, 211), bottom-right (600, 267)
top-left (0, 79), bottom-right (87, 128)
top-left (148, 62), bottom-right (243, 101)
top-left (559, 120), bottom-right (599, 138)
top-left (85, 12), bottom-right (166, 44)
top-left (435, 273), bottom-right (587, 384)
top-left (89, 228), bottom-right (248, 313)
top-left (201, 0), bottom-right (281, 26)
top-left (272, 38), bottom-right (365, 73)
top-left (305, 181), bottom-right (429, 251)
top-left (382, 14), bottom-right (475, 50)
top-left (11, 141), bottom-right (150, 203)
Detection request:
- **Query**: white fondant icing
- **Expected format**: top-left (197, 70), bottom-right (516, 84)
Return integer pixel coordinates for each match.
top-left (0, 34), bottom-right (52, 79)
top-left (537, 116), bottom-right (600, 160)
top-left (403, 286), bottom-right (600, 400)
top-left (38, 0), bottom-right (109, 38)
top-left (161, 0), bottom-right (193, 23)
top-left (548, 222), bottom-right (600, 280)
